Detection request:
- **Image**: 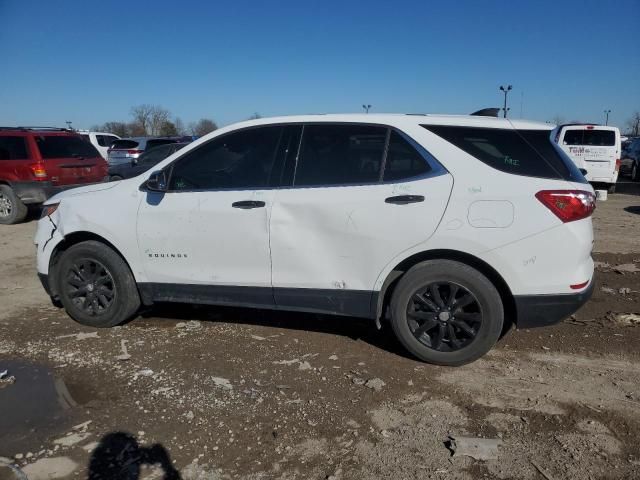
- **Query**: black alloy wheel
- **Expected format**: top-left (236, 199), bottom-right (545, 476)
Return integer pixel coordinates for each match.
top-left (407, 282), bottom-right (482, 352)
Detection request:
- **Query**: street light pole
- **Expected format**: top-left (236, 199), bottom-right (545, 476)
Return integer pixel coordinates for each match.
top-left (604, 109), bottom-right (611, 126)
top-left (499, 85), bottom-right (512, 118)
top-left (362, 104), bottom-right (371, 114)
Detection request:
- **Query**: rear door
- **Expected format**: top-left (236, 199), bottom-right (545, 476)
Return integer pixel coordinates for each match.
top-left (269, 123), bottom-right (453, 317)
top-left (558, 127), bottom-right (617, 182)
top-left (34, 134), bottom-right (106, 186)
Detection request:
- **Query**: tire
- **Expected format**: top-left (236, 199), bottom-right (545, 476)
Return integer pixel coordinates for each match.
top-left (110, 175), bottom-right (123, 182)
top-left (607, 183), bottom-right (616, 194)
top-left (56, 241), bottom-right (140, 327)
top-left (632, 162), bottom-right (640, 182)
top-left (389, 259), bottom-right (504, 366)
top-left (0, 185), bottom-right (28, 225)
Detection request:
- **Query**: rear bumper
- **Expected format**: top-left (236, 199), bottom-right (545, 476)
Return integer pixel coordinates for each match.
top-left (13, 180), bottom-right (106, 205)
top-left (514, 280), bottom-right (594, 329)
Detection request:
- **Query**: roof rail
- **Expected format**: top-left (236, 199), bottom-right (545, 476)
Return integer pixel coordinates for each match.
top-left (17, 126), bottom-right (73, 131)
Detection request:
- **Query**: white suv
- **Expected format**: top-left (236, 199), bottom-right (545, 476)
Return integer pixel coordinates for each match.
top-left (77, 131), bottom-right (120, 160)
top-left (35, 114), bottom-right (595, 365)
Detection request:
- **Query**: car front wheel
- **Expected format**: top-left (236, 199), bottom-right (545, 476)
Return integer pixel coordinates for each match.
top-left (389, 259), bottom-right (504, 366)
top-left (56, 241), bottom-right (140, 327)
top-left (0, 185), bottom-right (28, 225)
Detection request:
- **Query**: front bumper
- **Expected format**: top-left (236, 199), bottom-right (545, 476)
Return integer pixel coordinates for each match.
top-left (38, 273), bottom-right (53, 297)
top-left (13, 180), bottom-right (107, 205)
top-left (514, 280), bottom-right (594, 329)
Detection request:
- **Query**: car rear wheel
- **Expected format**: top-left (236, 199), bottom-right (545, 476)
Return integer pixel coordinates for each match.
top-left (0, 185), bottom-right (28, 225)
top-left (389, 259), bottom-right (504, 366)
top-left (632, 162), bottom-right (640, 182)
top-left (56, 241), bottom-right (140, 328)
top-left (607, 183), bottom-right (616, 194)
top-left (110, 175), bottom-right (123, 182)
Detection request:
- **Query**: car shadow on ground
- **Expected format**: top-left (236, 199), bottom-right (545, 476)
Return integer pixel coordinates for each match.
top-left (624, 206), bottom-right (640, 215)
top-left (614, 180), bottom-right (640, 196)
top-left (138, 303), bottom-right (416, 361)
top-left (87, 432), bottom-right (180, 479)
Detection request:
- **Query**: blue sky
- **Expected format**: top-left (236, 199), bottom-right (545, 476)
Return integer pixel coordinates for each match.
top-left (1, 0), bottom-right (639, 130)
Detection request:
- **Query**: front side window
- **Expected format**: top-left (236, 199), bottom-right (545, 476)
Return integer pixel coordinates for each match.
top-left (169, 126), bottom-right (282, 190)
top-left (294, 124), bottom-right (387, 186)
top-left (36, 135), bottom-right (100, 158)
top-left (383, 131), bottom-right (431, 181)
top-left (0, 136), bottom-right (29, 160)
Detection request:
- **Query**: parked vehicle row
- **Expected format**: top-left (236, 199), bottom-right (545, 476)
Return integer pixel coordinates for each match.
top-left (0, 127), bottom-right (108, 224)
top-left (621, 137), bottom-right (640, 181)
top-left (35, 114), bottom-right (595, 366)
top-left (109, 142), bottom-right (189, 181)
top-left (107, 136), bottom-right (192, 167)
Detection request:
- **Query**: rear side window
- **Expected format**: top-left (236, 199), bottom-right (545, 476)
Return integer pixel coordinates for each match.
top-left (424, 125), bottom-right (586, 182)
top-left (295, 124), bottom-right (387, 186)
top-left (169, 126), bottom-right (282, 190)
top-left (562, 129), bottom-right (615, 146)
top-left (111, 140), bottom-right (139, 149)
top-left (383, 131), bottom-right (431, 181)
top-left (146, 139), bottom-right (176, 150)
top-left (35, 135), bottom-right (100, 158)
top-left (97, 135), bottom-right (118, 147)
top-left (0, 136), bottom-right (29, 160)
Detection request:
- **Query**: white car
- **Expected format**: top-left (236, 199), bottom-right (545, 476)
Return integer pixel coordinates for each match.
top-left (78, 131), bottom-right (120, 160)
top-left (35, 114), bottom-right (595, 365)
top-left (552, 124), bottom-right (621, 193)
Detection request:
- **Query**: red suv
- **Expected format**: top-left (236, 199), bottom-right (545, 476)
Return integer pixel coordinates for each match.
top-left (0, 127), bottom-right (108, 224)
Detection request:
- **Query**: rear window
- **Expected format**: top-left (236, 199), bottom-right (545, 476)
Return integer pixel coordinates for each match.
top-left (111, 140), bottom-right (139, 149)
top-left (562, 129), bottom-right (615, 146)
top-left (424, 125), bottom-right (586, 183)
top-left (146, 139), bottom-right (177, 150)
top-left (35, 135), bottom-right (101, 159)
top-left (97, 135), bottom-right (118, 147)
top-left (0, 136), bottom-right (29, 160)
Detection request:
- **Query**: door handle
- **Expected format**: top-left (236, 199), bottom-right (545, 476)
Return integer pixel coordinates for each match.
top-left (385, 195), bottom-right (425, 205)
top-left (232, 200), bottom-right (266, 209)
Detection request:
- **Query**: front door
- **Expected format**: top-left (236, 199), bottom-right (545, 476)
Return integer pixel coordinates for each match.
top-left (136, 125), bottom-right (285, 307)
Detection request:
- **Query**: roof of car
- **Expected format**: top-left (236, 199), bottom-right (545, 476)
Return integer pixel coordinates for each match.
top-left (218, 113), bottom-right (553, 132)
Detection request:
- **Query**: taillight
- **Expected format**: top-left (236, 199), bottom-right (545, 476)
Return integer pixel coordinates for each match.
top-left (127, 149), bottom-right (143, 155)
top-left (535, 190), bottom-right (596, 223)
top-left (615, 159), bottom-right (621, 172)
top-left (30, 164), bottom-right (48, 180)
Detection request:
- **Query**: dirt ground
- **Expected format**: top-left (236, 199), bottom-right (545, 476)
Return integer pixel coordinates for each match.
top-left (1, 183), bottom-right (640, 480)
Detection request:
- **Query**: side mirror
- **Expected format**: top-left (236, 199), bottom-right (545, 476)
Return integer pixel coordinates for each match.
top-left (579, 168), bottom-right (588, 176)
top-left (146, 170), bottom-right (168, 192)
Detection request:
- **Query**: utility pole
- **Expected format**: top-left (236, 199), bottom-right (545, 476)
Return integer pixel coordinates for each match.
top-left (499, 85), bottom-right (512, 118)
top-left (604, 109), bottom-right (611, 126)
top-left (65, 120), bottom-right (73, 130)
top-left (362, 104), bottom-right (371, 114)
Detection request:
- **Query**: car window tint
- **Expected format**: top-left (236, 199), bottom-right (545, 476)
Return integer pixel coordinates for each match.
top-left (294, 124), bottom-right (386, 186)
top-left (0, 136), bottom-right (29, 160)
top-left (111, 139), bottom-right (139, 149)
top-left (169, 126), bottom-right (282, 190)
top-left (142, 145), bottom-right (171, 164)
top-left (35, 135), bottom-right (100, 158)
top-left (424, 125), bottom-right (583, 181)
top-left (562, 129), bottom-right (616, 146)
top-left (96, 135), bottom-right (116, 147)
top-left (383, 131), bottom-right (431, 181)
top-left (146, 139), bottom-right (176, 150)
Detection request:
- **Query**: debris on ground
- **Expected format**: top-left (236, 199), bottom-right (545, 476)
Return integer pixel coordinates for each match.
top-left (21, 457), bottom-right (78, 480)
top-left (56, 332), bottom-right (99, 340)
top-left (0, 369), bottom-right (15, 388)
top-left (115, 339), bottom-right (131, 361)
top-left (601, 286), bottom-right (616, 294)
top-left (176, 320), bottom-right (202, 331)
top-left (619, 287), bottom-right (632, 295)
top-left (614, 263), bottom-right (640, 274)
top-left (211, 376), bottom-right (233, 390)
top-left (446, 436), bottom-right (502, 460)
top-left (364, 378), bottom-right (386, 392)
top-left (613, 313), bottom-right (640, 326)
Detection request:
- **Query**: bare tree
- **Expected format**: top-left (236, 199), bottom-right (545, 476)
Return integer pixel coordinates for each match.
top-left (174, 117), bottom-right (186, 136)
top-left (148, 106), bottom-right (171, 136)
top-left (98, 121), bottom-right (131, 137)
top-left (158, 120), bottom-right (178, 136)
top-left (130, 104), bottom-right (155, 135)
top-left (189, 118), bottom-right (218, 136)
top-left (627, 111), bottom-right (640, 136)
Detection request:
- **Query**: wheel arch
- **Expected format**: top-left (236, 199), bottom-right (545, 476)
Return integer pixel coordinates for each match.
top-left (375, 249), bottom-right (516, 330)
top-left (47, 231), bottom-right (148, 303)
